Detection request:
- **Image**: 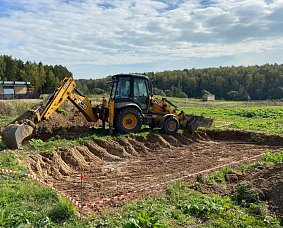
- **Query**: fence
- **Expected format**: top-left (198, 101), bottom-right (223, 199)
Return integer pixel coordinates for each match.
top-left (0, 93), bottom-right (40, 100)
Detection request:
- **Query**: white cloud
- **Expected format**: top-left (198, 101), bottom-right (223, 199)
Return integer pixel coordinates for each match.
top-left (0, 0), bottom-right (283, 78)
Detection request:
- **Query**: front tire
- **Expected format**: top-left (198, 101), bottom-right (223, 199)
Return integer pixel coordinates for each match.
top-left (115, 108), bottom-right (143, 133)
top-left (163, 116), bottom-right (179, 134)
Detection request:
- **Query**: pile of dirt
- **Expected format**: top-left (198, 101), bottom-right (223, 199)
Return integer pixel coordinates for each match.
top-left (252, 162), bottom-right (283, 220)
top-left (32, 108), bottom-right (102, 141)
top-left (193, 161), bottom-right (283, 220)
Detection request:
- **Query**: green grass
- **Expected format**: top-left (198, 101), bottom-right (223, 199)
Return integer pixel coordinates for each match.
top-left (91, 181), bottom-right (281, 227)
top-left (180, 106), bottom-right (283, 134)
top-left (27, 138), bottom-right (72, 152)
top-left (0, 152), bottom-right (82, 227)
top-left (0, 100), bottom-right (41, 119)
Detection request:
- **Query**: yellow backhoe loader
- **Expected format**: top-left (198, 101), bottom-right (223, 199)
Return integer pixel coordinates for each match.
top-left (3, 74), bottom-right (214, 149)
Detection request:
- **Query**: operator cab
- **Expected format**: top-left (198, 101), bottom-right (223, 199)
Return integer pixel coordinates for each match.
top-left (110, 74), bottom-right (151, 112)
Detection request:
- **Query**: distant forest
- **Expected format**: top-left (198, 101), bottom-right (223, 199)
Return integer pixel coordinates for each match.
top-left (1, 55), bottom-right (283, 100)
top-left (76, 64), bottom-right (283, 101)
top-left (0, 55), bottom-right (72, 94)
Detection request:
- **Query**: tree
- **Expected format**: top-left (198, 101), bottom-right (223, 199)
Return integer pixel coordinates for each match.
top-left (43, 70), bottom-right (59, 93)
top-left (38, 62), bottom-right (46, 93)
top-left (3, 55), bottom-right (19, 80)
top-left (153, 88), bottom-right (166, 96)
top-left (202, 89), bottom-right (211, 95)
top-left (227, 90), bottom-right (239, 100)
top-left (0, 56), bottom-right (6, 80)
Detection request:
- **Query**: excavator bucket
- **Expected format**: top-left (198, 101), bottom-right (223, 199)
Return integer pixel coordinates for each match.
top-left (2, 110), bottom-right (37, 149)
top-left (184, 114), bottom-right (214, 133)
top-left (3, 122), bottom-right (35, 149)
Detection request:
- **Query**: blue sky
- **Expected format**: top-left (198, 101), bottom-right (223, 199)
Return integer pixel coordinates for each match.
top-left (0, 0), bottom-right (283, 79)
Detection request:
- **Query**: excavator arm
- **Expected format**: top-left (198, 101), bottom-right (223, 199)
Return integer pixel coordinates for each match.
top-left (31, 77), bottom-right (97, 123)
top-left (3, 77), bottom-right (98, 149)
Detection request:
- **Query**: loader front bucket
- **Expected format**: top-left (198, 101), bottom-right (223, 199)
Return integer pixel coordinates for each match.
top-left (185, 114), bottom-right (214, 133)
top-left (3, 123), bottom-right (35, 149)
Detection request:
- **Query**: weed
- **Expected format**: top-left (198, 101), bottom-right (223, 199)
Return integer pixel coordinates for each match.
top-left (195, 182), bottom-right (202, 188)
top-left (262, 151), bottom-right (283, 164)
top-left (233, 183), bottom-right (260, 206)
top-left (167, 181), bottom-right (189, 203)
top-left (177, 192), bottom-right (229, 218)
top-left (124, 211), bottom-right (166, 228)
top-left (0, 100), bottom-right (39, 118)
top-left (248, 161), bottom-right (265, 170)
top-left (204, 166), bottom-right (233, 185)
top-left (47, 197), bottom-right (77, 223)
top-left (27, 138), bottom-right (71, 152)
top-left (29, 138), bottom-right (45, 148)
top-left (56, 107), bottom-right (69, 116)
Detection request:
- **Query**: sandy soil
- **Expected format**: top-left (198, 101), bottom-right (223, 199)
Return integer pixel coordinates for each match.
top-left (25, 129), bottom-right (283, 217)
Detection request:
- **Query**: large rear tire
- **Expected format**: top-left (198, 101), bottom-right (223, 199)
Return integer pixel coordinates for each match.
top-left (115, 108), bottom-right (143, 133)
top-left (163, 116), bottom-right (179, 134)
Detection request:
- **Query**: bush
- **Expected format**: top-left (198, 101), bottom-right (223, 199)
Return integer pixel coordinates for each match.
top-left (176, 91), bottom-right (188, 98)
top-left (153, 88), bottom-right (166, 96)
top-left (93, 88), bottom-right (105, 95)
top-left (164, 90), bottom-right (172, 97)
top-left (202, 89), bottom-right (211, 96)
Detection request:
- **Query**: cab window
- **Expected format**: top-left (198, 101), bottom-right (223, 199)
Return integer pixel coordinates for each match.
top-left (133, 78), bottom-right (149, 110)
top-left (115, 77), bottom-right (131, 99)
top-left (133, 78), bottom-right (148, 97)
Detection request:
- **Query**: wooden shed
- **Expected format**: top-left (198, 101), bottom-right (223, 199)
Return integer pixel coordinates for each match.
top-left (202, 94), bottom-right (215, 101)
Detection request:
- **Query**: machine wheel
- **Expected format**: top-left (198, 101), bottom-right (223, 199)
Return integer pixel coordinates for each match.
top-left (163, 116), bottom-right (179, 134)
top-left (115, 108), bottom-right (143, 133)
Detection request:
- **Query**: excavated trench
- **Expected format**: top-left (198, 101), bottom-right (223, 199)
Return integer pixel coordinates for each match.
top-left (4, 109), bottom-right (283, 217)
top-left (25, 127), bottom-right (283, 216)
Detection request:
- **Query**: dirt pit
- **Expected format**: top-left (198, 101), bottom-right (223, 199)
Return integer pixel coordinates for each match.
top-left (4, 110), bottom-right (283, 218)
top-left (24, 124), bottom-right (283, 217)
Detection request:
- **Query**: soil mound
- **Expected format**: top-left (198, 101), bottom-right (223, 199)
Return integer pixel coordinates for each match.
top-left (32, 108), bottom-right (102, 141)
top-left (252, 162), bottom-right (283, 220)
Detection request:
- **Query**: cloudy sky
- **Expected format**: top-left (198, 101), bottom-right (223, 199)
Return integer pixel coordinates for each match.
top-left (0, 0), bottom-right (283, 79)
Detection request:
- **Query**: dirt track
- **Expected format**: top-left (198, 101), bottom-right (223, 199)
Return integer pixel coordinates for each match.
top-left (25, 129), bottom-right (283, 216)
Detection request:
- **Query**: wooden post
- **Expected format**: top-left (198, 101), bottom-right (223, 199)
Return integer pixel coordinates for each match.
top-left (80, 173), bottom-right (84, 219)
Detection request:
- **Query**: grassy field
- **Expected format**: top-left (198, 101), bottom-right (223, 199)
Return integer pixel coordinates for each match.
top-left (1, 97), bottom-right (283, 227)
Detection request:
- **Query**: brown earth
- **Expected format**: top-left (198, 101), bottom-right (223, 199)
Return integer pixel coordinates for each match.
top-left (3, 109), bottom-right (283, 218)
top-left (30, 108), bottom-right (103, 141)
top-left (195, 161), bottom-right (283, 220)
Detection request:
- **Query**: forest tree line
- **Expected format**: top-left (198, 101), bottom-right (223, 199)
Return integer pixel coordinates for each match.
top-left (1, 55), bottom-right (283, 100)
top-left (76, 64), bottom-right (283, 101)
top-left (0, 55), bottom-right (72, 94)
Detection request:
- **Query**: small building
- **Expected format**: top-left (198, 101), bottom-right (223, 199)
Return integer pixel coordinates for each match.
top-left (0, 81), bottom-right (39, 100)
top-left (202, 94), bottom-right (215, 101)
